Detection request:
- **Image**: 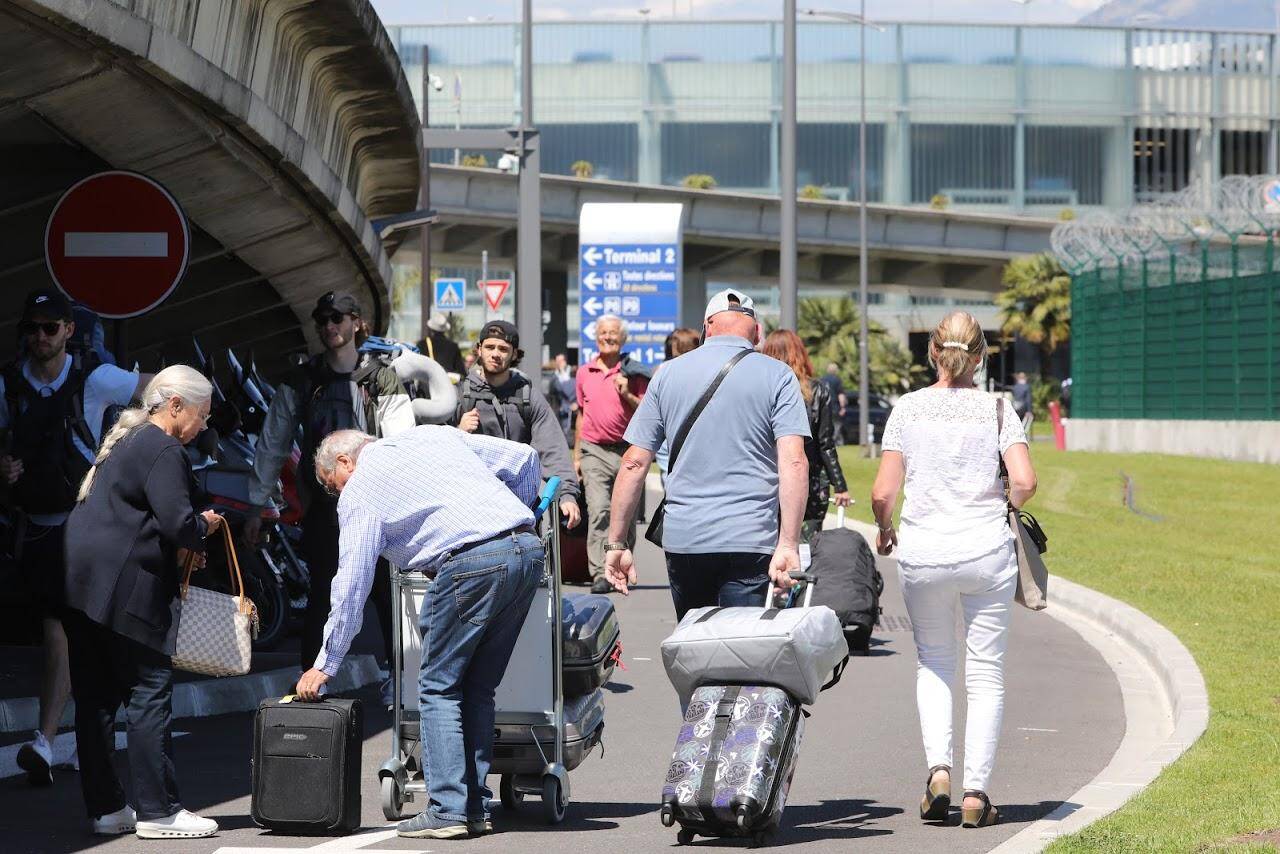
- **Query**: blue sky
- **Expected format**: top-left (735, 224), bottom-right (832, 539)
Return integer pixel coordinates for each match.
top-left (371, 0), bottom-right (1107, 25)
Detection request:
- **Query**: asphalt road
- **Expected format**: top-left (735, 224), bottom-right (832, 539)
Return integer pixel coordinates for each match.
top-left (0, 519), bottom-right (1123, 854)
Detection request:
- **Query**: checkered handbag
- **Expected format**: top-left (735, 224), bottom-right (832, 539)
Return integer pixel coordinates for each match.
top-left (172, 524), bottom-right (259, 677)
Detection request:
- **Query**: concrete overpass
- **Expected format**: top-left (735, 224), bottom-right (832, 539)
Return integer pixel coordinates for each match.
top-left (0, 0), bottom-right (419, 373)
top-left (422, 164), bottom-right (1056, 335)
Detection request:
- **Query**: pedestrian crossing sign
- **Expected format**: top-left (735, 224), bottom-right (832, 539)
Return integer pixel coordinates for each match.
top-left (433, 278), bottom-right (466, 311)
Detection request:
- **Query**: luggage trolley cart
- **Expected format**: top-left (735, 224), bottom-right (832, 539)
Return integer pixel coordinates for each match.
top-left (380, 478), bottom-right (589, 824)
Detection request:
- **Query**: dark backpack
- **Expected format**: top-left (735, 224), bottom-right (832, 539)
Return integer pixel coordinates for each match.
top-left (807, 526), bottom-right (884, 654)
top-left (458, 376), bottom-right (534, 440)
top-left (2, 351), bottom-right (102, 515)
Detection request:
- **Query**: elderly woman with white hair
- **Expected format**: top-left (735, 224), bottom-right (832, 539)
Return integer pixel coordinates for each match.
top-left (63, 366), bottom-right (225, 841)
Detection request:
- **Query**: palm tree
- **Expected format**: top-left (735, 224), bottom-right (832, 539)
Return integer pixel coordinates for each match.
top-left (996, 253), bottom-right (1071, 380)
top-left (792, 297), bottom-right (925, 396)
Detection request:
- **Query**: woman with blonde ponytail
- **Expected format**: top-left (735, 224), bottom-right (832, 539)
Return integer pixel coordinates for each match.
top-left (870, 312), bottom-right (1039, 830)
top-left (62, 366), bottom-right (226, 840)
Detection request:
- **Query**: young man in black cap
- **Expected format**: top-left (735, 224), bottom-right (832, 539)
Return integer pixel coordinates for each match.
top-left (0, 288), bottom-right (149, 786)
top-left (245, 291), bottom-right (415, 701)
top-left (454, 320), bottom-right (582, 529)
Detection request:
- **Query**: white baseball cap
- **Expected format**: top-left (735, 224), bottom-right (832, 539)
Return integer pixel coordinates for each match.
top-left (704, 287), bottom-right (756, 321)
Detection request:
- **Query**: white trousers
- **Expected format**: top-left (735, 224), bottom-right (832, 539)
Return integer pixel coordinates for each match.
top-left (899, 543), bottom-right (1017, 793)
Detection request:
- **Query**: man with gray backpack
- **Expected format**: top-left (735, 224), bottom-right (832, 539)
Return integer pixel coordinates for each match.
top-left (451, 320), bottom-right (581, 529)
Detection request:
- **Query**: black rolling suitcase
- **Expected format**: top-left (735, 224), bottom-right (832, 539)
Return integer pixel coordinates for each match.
top-left (561, 593), bottom-right (622, 696)
top-left (807, 509), bottom-right (883, 653)
top-left (251, 696), bottom-right (363, 834)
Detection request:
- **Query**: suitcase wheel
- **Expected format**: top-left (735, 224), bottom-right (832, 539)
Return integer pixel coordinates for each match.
top-left (541, 774), bottom-right (567, 824)
top-left (500, 774), bottom-right (523, 811)
top-left (381, 775), bottom-right (405, 820)
top-left (676, 827), bottom-right (696, 845)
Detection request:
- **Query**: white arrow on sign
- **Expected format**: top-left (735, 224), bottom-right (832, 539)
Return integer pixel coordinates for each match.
top-left (582, 246), bottom-right (603, 266)
top-left (582, 296), bottom-right (603, 316)
top-left (582, 272), bottom-right (602, 291)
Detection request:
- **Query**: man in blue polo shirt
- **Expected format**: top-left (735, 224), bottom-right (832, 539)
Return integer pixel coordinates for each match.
top-left (602, 288), bottom-right (811, 619)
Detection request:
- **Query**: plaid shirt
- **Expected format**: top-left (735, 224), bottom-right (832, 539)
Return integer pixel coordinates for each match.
top-left (314, 426), bottom-right (539, 675)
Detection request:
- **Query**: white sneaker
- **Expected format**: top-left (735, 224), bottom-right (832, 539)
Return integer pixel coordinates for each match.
top-left (92, 805), bottom-right (137, 836)
top-left (135, 809), bottom-right (218, 839)
top-left (16, 732), bottom-right (53, 786)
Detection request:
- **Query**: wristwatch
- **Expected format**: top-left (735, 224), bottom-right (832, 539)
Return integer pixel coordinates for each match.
top-left (604, 542), bottom-right (629, 553)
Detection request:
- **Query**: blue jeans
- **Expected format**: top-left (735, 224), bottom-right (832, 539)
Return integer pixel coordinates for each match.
top-left (665, 551), bottom-right (771, 622)
top-left (419, 531), bottom-right (543, 823)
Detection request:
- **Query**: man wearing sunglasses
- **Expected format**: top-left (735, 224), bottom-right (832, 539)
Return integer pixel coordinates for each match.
top-left (603, 288), bottom-right (811, 622)
top-left (245, 291), bottom-right (415, 698)
top-left (0, 288), bottom-right (149, 787)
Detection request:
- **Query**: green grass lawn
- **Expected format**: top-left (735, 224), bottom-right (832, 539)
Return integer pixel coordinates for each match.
top-left (837, 444), bottom-right (1280, 853)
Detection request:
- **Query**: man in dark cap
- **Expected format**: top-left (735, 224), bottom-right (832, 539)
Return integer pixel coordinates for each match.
top-left (1, 288), bottom-right (148, 786)
top-left (453, 320), bottom-right (581, 529)
top-left (245, 291), bottom-right (415, 702)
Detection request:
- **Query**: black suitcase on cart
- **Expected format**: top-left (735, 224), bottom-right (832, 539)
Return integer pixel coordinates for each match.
top-left (561, 593), bottom-right (621, 696)
top-left (252, 696), bottom-right (363, 834)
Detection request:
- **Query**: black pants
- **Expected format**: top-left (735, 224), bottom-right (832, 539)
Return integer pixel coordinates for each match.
top-left (301, 504), bottom-right (394, 672)
top-left (665, 552), bottom-right (772, 622)
top-left (65, 610), bottom-right (180, 821)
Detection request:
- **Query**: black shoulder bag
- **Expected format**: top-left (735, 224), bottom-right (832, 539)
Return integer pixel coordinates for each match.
top-left (644, 349), bottom-right (752, 548)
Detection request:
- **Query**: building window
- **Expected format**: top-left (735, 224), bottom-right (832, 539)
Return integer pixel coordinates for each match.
top-left (1133, 127), bottom-right (1194, 201)
top-left (540, 123), bottom-right (639, 183)
top-left (1026, 126), bottom-right (1106, 206)
top-left (910, 295), bottom-right (946, 306)
top-left (795, 123), bottom-right (885, 202)
top-left (911, 123), bottom-right (1015, 204)
top-left (1220, 129), bottom-right (1267, 177)
top-left (661, 123), bottom-right (771, 189)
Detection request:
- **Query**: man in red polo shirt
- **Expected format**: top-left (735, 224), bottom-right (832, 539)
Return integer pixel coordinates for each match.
top-left (574, 315), bottom-right (649, 593)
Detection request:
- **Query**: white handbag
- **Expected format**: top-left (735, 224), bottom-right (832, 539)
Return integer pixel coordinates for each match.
top-left (172, 524), bottom-right (258, 677)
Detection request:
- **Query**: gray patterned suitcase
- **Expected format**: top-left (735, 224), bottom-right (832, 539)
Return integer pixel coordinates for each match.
top-left (659, 684), bottom-right (805, 846)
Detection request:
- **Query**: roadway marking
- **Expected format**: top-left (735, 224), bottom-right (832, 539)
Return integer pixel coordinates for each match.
top-left (632, 657), bottom-right (652, 661)
top-left (1018, 727), bottom-right (1060, 733)
top-left (213, 827), bottom-right (412, 853)
top-left (64, 231), bottom-right (169, 257)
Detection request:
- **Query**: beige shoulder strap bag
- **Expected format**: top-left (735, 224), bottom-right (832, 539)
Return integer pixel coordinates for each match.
top-left (996, 398), bottom-right (1049, 611)
top-left (173, 524), bottom-right (259, 676)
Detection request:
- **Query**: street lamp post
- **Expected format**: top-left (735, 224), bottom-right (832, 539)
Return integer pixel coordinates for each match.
top-left (801, 6), bottom-right (882, 452)
top-left (781, 0), bottom-right (797, 330)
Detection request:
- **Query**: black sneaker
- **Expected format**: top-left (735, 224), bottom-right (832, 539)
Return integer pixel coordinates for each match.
top-left (590, 577), bottom-right (615, 594)
top-left (468, 819), bottom-right (494, 836)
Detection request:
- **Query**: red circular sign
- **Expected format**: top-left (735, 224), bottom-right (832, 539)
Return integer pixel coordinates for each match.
top-left (45, 171), bottom-right (190, 319)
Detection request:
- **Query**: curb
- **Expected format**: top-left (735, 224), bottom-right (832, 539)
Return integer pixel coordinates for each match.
top-left (837, 516), bottom-right (1209, 852)
top-left (0, 654), bottom-right (382, 734)
top-left (987, 575), bottom-right (1209, 852)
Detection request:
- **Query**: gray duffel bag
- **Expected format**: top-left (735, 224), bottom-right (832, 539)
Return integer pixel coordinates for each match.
top-left (661, 586), bottom-right (849, 706)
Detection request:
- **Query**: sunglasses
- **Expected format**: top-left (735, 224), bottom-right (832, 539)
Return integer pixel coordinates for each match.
top-left (19, 321), bottom-right (63, 337)
top-left (313, 311), bottom-right (348, 327)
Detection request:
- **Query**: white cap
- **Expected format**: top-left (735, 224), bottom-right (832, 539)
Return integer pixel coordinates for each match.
top-left (704, 288), bottom-right (756, 321)
top-left (427, 313), bottom-right (449, 332)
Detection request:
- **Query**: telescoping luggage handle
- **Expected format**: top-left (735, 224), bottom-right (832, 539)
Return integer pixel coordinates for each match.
top-left (763, 569), bottom-right (849, 694)
top-left (534, 476), bottom-right (561, 522)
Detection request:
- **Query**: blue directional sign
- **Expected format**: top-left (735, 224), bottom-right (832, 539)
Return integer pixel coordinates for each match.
top-left (433, 277), bottom-right (466, 311)
top-left (578, 204), bottom-right (683, 367)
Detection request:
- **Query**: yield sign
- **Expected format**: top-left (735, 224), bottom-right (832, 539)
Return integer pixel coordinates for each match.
top-left (44, 171), bottom-right (190, 318)
top-left (480, 279), bottom-right (510, 311)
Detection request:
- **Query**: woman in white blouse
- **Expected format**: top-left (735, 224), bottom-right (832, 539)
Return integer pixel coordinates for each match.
top-left (870, 311), bottom-right (1037, 829)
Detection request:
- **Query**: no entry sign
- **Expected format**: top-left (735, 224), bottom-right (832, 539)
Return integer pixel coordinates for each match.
top-left (44, 171), bottom-right (190, 318)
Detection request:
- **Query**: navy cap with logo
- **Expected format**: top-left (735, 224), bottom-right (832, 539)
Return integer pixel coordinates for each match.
top-left (22, 288), bottom-right (74, 323)
top-left (312, 290), bottom-right (362, 321)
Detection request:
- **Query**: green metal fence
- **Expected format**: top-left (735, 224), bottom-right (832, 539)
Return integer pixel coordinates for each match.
top-left (1071, 245), bottom-right (1280, 420)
